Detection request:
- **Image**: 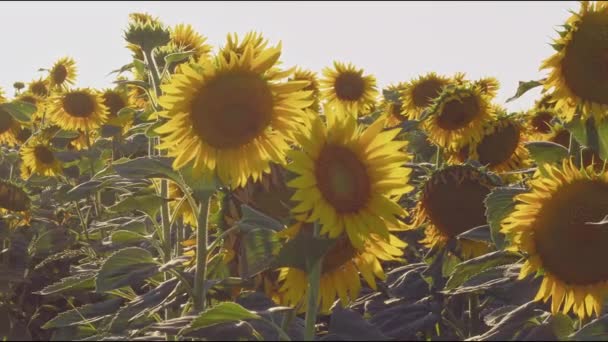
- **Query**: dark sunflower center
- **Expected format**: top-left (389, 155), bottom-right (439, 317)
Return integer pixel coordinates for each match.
top-left (422, 167), bottom-right (492, 238)
top-left (53, 65), bottom-right (68, 85)
top-left (322, 235), bottom-right (359, 274)
top-left (0, 109), bottom-right (15, 134)
top-left (31, 83), bottom-right (48, 97)
top-left (334, 72), bottom-right (365, 101)
top-left (436, 94), bottom-right (480, 130)
top-left (103, 92), bottom-right (126, 117)
top-left (550, 129), bottom-right (571, 148)
top-left (476, 122), bottom-right (520, 167)
top-left (0, 183), bottom-right (30, 212)
top-left (190, 70), bottom-right (274, 149)
top-left (531, 111), bottom-right (554, 134)
top-left (33, 145), bottom-right (55, 164)
top-left (63, 92), bottom-right (96, 118)
top-left (315, 144), bottom-right (371, 213)
top-left (561, 11), bottom-right (608, 105)
top-left (412, 79), bottom-right (446, 108)
top-left (533, 179), bottom-right (608, 285)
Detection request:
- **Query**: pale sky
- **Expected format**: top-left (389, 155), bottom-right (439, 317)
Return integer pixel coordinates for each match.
top-left (0, 1), bottom-right (577, 111)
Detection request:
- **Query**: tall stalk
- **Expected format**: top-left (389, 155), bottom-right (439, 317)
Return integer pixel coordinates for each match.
top-left (193, 195), bottom-right (211, 311)
top-left (304, 222), bottom-right (321, 341)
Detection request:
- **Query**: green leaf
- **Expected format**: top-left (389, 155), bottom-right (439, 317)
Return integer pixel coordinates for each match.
top-left (108, 62), bottom-right (134, 75)
top-left (271, 231), bottom-right (336, 273)
top-left (457, 224), bottom-right (492, 244)
top-left (42, 298), bottom-right (123, 329)
top-left (31, 229), bottom-right (77, 256)
top-left (95, 247), bottom-right (160, 292)
top-left (107, 193), bottom-right (165, 219)
top-left (525, 141), bottom-right (569, 166)
top-left (237, 205), bottom-right (285, 232)
top-left (178, 162), bottom-right (219, 200)
top-left (145, 120), bottom-right (165, 138)
top-left (506, 80), bottom-right (544, 103)
top-left (239, 228), bottom-right (282, 278)
top-left (444, 250), bottom-right (521, 291)
top-left (100, 124), bottom-right (123, 138)
top-left (0, 101), bottom-right (36, 122)
top-left (37, 273), bottom-right (96, 295)
top-left (113, 157), bottom-right (181, 183)
top-left (484, 186), bottom-right (527, 250)
top-left (569, 314), bottom-right (608, 340)
top-left (181, 302), bottom-right (261, 334)
top-left (114, 79), bottom-right (149, 90)
top-left (64, 180), bottom-right (107, 202)
top-left (549, 313), bottom-right (575, 340)
top-left (564, 116), bottom-right (587, 147)
top-left (110, 230), bottom-right (147, 245)
top-left (164, 50), bottom-right (195, 65)
top-left (54, 129), bottom-right (81, 139)
top-left (595, 119), bottom-right (608, 162)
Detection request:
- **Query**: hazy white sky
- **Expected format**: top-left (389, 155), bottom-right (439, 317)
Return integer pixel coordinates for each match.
top-left (0, 1), bottom-right (577, 111)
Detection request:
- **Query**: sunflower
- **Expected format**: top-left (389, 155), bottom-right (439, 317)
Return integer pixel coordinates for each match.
top-left (102, 88), bottom-right (133, 133)
top-left (20, 136), bottom-right (62, 178)
top-left (0, 180), bottom-right (31, 228)
top-left (155, 36), bottom-right (311, 188)
top-left (67, 129), bottom-right (97, 151)
top-left (47, 88), bottom-right (108, 132)
top-left (412, 164), bottom-right (497, 259)
top-left (535, 93), bottom-right (557, 110)
top-left (220, 31), bottom-right (270, 63)
top-left (167, 181), bottom-right (197, 227)
top-left (289, 68), bottom-right (321, 113)
top-left (381, 83), bottom-right (408, 128)
top-left (0, 105), bottom-right (21, 147)
top-left (400, 72), bottom-right (451, 121)
top-left (541, 1), bottom-right (608, 122)
top-left (524, 107), bottom-right (560, 141)
top-left (170, 24), bottom-right (212, 62)
top-left (287, 110), bottom-right (412, 248)
top-left (454, 115), bottom-right (531, 174)
top-left (48, 57), bottom-right (77, 90)
top-left (277, 222), bottom-right (406, 314)
top-left (502, 159), bottom-right (608, 319)
top-left (473, 77), bottom-right (500, 99)
top-left (320, 61), bottom-right (378, 116)
top-left (422, 84), bottom-right (494, 151)
top-left (28, 78), bottom-right (49, 98)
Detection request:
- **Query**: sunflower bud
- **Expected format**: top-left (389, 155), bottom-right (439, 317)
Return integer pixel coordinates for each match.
top-left (13, 82), bottom-right (25, 91)
top-left (124, 21), bottom-right (171, 53)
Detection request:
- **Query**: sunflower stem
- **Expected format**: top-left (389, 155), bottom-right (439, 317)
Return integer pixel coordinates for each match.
top-left (304, 221), bottom-right (321, 341)
top-left (84, 128), bottom-right (102, 222)
top-left (193, 194), bottom-right (211, 312)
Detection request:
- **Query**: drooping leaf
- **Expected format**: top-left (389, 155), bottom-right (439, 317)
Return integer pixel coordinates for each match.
top-left (96, 247), bottom-right (160, 292)
top-left (110, 230), bottom-right (148, 245)
top-left (0, 101), bottom-right (36, 122)
top-left (42, 298), bottom-right (124, 329)
top-left (271, 232), bottom-right (336, 273)
top-left (484, 186), bottom-right (527, 250)
top-left (107, 193), bottom-right (165, 218)
top-left (506, 79), bottom-right (544, 103)
top-left (525, 141), bottom-right (569, 166)
top-left (239, 228), bottom-right (282, 278)
top-left (181, 302), bottom-right (261, 334)
top-left (113, 156), bottom-right (180, 183)
top-left (444, 250), bottom-right (521, 291)
top-left (237, 205), bottom-right (285, 232)
top-left (37, 273), bottom-right (96, 296)
top-left (164, 50), bottom-right (195, 65)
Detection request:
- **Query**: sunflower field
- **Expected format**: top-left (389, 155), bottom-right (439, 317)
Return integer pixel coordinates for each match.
top-left (3, 2), bottom-right (608, 341)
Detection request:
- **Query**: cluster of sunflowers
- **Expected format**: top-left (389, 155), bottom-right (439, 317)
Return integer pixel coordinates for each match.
top-left (2, 1), bottom-right (608, 340)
